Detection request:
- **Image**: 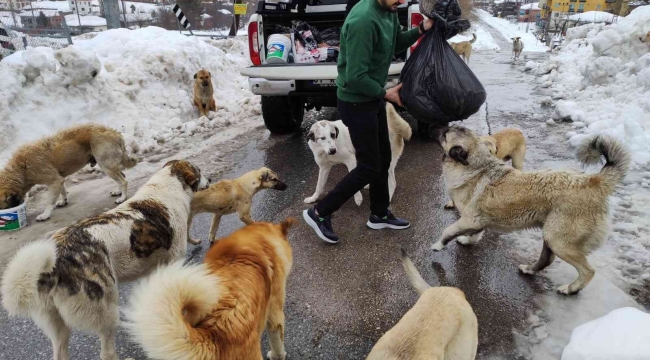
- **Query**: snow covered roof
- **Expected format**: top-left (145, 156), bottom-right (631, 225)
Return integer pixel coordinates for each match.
top-left (520, 3), bottom-right (540, 10)
top-left (567, 11), bottom-right (617, 23)
top-left (65, 14), bottom-right (106, 26)
top-left (218, 9), bottom-right (231, 14)
top-left (201, 13), bottom-right (211, 19)
top-left (20, 1), bottom-right (71, 11)
top-left (19, 9), bottom-right (63, 17)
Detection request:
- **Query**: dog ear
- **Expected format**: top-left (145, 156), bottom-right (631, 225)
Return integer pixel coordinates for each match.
top-left (7, 194), bottom-right (22, 208)
top-left (332, 125), bottom-right (339, 139)
top-left (164, 160), bottom-right (200, 191)
top-left (279, 217), bottom-right (297, 237)
top-left (449, 145), bottom-right (469, 166)
top-left (482, 138), bottom-right (497, 155)
top-left (259, 170), bottom-right (269, 182)
top-left (307, 130), bottom-right (315, 142)
top-left (193, 72), bottom-right (197, 79)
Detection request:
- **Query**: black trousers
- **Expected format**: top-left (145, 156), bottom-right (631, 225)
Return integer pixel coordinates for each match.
top-left (315, 98), bottom-right (391, 217)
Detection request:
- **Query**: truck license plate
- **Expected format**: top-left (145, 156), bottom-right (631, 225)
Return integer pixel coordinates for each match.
top-left (310, 80), bottom-right (336, 87)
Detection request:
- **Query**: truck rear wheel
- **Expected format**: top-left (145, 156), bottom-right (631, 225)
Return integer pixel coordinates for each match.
top-left (261, 96), bottom-right (304, 134)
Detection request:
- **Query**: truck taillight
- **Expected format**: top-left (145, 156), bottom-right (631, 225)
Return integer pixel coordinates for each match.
top-left (410, 12), bottom-right (424, 54)
top-left (248, 21), bottom-right (261, 66)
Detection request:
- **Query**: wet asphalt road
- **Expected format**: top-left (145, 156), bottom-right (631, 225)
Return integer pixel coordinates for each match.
top-left (0, 22), bottom-right (556, 360)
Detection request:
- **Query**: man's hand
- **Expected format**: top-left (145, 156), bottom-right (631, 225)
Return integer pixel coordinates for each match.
top-left (419, 18), bottom-right (434, 35)
top-left (384, 83), bottom-right (403, 107)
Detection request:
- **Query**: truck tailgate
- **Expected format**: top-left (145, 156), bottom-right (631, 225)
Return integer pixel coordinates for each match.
top-left (240, 62), bottom-right (406, 80)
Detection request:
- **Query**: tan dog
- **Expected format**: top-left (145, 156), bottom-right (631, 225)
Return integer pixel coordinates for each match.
top-left (1, 160), bottom-right (209, 360)
top-left (432, 126), bottom-right (630, 295)
top-left (188, 167), bottom-right (288, 245)
top-left (512, 37), bottom-right (524, 60)
top-left (445, 128), bottom-right (526, 209)
top-left (0, 124), bottom-right (139, 221)
top-left (450, 33), bottom-right (476, 64)
top-left (193, 69), bottom-right (216, 117)
top-left (123, 218), bottom-right (295, 360)
top-left (366, 249), bottom-right (478, 360)
top-left (641, 31), bottom-right (650, 43)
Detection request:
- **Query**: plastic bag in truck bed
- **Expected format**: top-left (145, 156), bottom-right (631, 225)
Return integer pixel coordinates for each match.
top-left (399, 16), bottom-right (485, 126)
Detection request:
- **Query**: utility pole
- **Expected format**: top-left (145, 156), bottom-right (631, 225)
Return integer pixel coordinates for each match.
top-left (103, 0), bottom-right (120, 28)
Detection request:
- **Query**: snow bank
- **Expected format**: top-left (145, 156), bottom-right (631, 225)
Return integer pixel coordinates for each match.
top-left (561, 307), bottom-right (650, 360)
top-left (448, 22), bottom-right (501, 51)
top-left (0, 27), bottom-right (259, 168)
top-left (476, 9), bottom-right (549, 52)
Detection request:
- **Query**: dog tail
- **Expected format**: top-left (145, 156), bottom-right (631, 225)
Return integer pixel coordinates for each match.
top-left (122, 260), bottom-right (221, 360)
top-left (400, 248), bottom-right (431, 295)
top-left (386, 102), bottom-right (412, 141)
top-left (470, 33), bottom-right (477, 43)
top-left (1, 240), bottom-right (57, 316)
top-left (577, 135), bottom-right (630, 190)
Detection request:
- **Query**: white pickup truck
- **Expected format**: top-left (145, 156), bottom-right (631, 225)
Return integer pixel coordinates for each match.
top-left (239, 0), bottom-right (425, 134)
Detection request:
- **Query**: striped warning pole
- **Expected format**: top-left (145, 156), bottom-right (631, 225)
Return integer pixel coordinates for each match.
top-left (173, 4), bottom-right (193, 35)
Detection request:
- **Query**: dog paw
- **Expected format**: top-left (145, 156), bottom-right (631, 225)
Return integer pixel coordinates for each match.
top-left (188, 238), bottom-right (201, 245)
top-left (267, 351), bottom-right (287, 360)
top-left (304, 196), bottom-right (318, 204)
top-left (431, 241), bottom-right (445, 252)
top-left (110, 191), bottom-right (122, 197)
top-left (354, 193), bottom-right (363, 206)
top-left (456, 236), bottom-right (473, 246)
top-left (444, 201), bottom-right (455, 209)
top-left (115, 196), bottom-right (127, 204)
top-left (556, 284), bottom-right (580, 296)
top-left (36, 214), bottom-right (51, 222)
top-left (55, 199), bottom-right (68, 208)
top-left (519, 264), bottom-right (537, 275)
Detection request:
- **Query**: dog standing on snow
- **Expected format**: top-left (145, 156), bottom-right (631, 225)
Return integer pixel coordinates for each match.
top-left (432, 126), bottom-right (630, 295)
top-left (304, 102), bottom-right (412, 205)
top-left (511, 37), bottom-right (524, 60)
top-left (450, 33), bottom-right (477, 64)
top-left (193, 69), bottom-right (216, 117)
top-left (0, 124), bottom-right (139, 221)
top-left (1, 160), bottom-right (209, 360)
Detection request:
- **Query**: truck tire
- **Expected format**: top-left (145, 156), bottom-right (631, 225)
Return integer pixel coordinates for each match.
top-left (261, 96), bottom-right (304, 134)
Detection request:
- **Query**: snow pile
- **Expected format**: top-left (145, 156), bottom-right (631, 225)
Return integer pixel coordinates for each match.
top-left (448, 23), bottom-right (501, 51)
top-left (0, 26), bottom-right (259, 168)
top-left (561, 307), bottom-right (650, 360)
top-left (476, 9), bottom-right (549, 52)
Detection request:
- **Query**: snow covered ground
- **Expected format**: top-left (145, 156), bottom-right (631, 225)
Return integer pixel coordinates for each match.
top-left (477, 9), bottom-right (549, 52)
top-left (0, 27), bottom-right (260, 173)
top-left (448, 22), bottom-right (501, 52)
top-left (525, 6), bottom-right (650, 298)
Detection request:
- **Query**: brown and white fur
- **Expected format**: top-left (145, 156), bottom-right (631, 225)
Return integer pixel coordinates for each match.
top-left (123, 218), bottom-right (295, 360)
top-left (511, 37), bottom-right (524, 60)
top-left (641, 31), bottom-right (650, 43)
top-left (431, 126), bottom-right (630, 295)
top-left (450, 33), bottom-right (476, 64)
top-left (187, 167), bottom-right (287, 245)
top-left (0, 124), bottom-right (139, 221)
top-left (304, 102), bottom-right (412, 205)
top-left (366, 249), bottom-right (478, 360)
top-left (445, 128), bottom-right (526, 209)
top-left (193, 69), bottom-right (216, 118)
top-left (0, 160), bottom-right (209, 360)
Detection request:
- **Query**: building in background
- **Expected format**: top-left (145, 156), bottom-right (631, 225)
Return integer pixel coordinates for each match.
top-left (519, 2), bottom-right (541, 21)
top-left (65, 13), bottom-right (106, 32)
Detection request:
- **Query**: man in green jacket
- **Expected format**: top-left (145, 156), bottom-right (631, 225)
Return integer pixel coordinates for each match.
top-left (303, 0), bottom-right (433, 243)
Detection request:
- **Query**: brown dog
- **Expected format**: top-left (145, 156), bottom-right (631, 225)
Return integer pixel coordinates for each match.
top-left (0, 124), bottom-right (139, 221)
top-left (188, 167), bottom-right (287, 245)
top-left (450, 33), bottom-right (476, 64)
top-left (193, 69), bottom-right (216, 117)
top-left (641, 31), bottom-right (650, 43)
top-left (445, 128), bottom-right (526, 209)
top-left (123, 218), bottom-right (295, 360)
top-left (366, 249), bottom-right (478, 360)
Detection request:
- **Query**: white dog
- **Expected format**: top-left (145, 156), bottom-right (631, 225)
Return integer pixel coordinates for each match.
top-left (305, 103), bottom-right (412, 205)
top-left (1, 160), bottom-right (209, 360)
top-left (512, 37), bottom-right (524, 60)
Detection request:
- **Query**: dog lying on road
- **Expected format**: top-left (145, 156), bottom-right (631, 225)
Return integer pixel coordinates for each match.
top-left (193, 69), bottom-right (216, 118)
top-left (124, 218), bottom-right (295, 360)
top-left (450, 33), bottom-right (476, 64)
top-left (432, 125), bottom-right (630, 295)
top-left (511, 37), bottom-right (524, 60)
top-left (305, 102), bottom-right (412, 205)
top-left (0, 124), bottom-right (139, 221)
top-left (366, 249), bottom-right (478, 360)
top-left (187, 167), bottom-right (287, 245)
top-left (445, 128), bottom-right (526, 210)
top-left (1, 160), bottom-right (209, 360)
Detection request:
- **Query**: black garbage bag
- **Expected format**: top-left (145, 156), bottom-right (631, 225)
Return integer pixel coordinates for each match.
top-left (399, 19), bottom-right (486, 126)
top-left (320, 27), bottom-right (341, 46)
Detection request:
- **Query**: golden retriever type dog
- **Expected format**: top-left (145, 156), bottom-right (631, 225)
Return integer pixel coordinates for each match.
top-left (366, 249), bottom-right (478, 360)
top-left (1, 160), bottom-right (209, 360)
top-left (193, 69), bottom-right (216, 118)
top-left (450, 33), bottom-right (476, 64)
top-left (305, 102), bottom-right (412, 205)
top-left (431, 126), bottom-right (630, 295)
top-left (123, 218), bottom-right (295, 360)
top-left (511, 37), bottom-right (524, 60)
top-left (187, 167), bottom-right (288, 245)
top-left (0, 124), bottom-right (139, 221)
top-left (445, 128), bottom-right (526, 209)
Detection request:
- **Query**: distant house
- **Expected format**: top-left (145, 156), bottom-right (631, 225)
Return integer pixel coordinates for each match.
top-left (518, 2), bottom-right (541, 22)
top-left (68, 0), bottom-right (93, 15)
top-left (64, 14), bottom-right (106, 33)
top-left (19, 9), bottom-right (69, 29)
top-left (0, 0), bottom-right (29, 11)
